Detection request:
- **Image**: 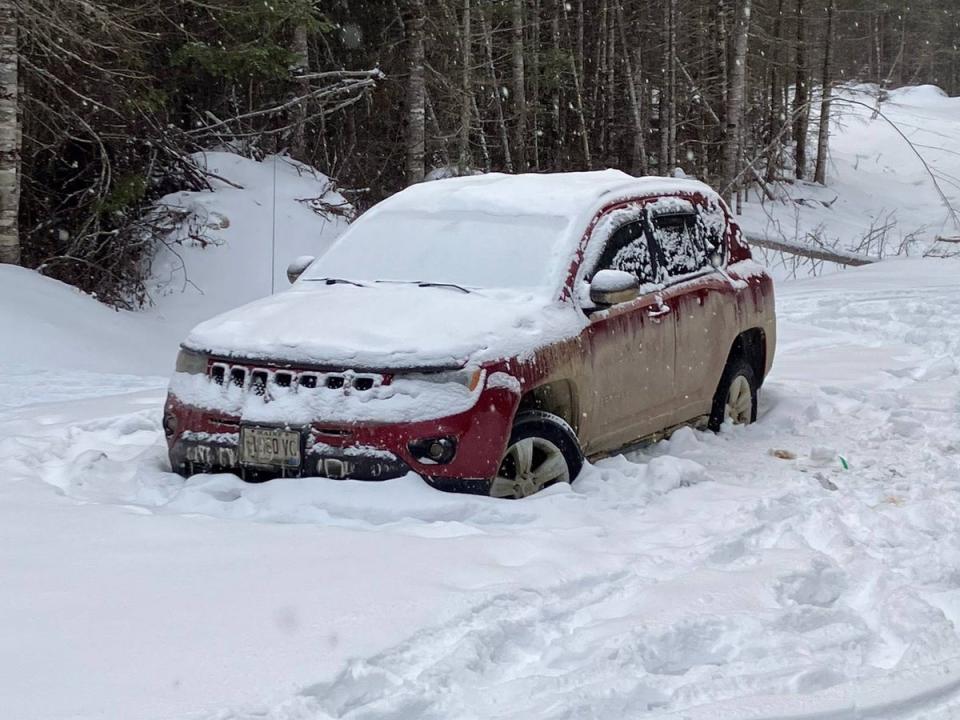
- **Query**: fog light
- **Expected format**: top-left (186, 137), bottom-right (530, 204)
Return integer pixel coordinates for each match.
top-left (409, 436), bottom-right (457, 465)
top-left (162, 412), bottom-right (178, 438)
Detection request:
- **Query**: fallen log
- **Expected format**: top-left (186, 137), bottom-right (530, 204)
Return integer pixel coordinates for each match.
top-left (742, 233), bottom-right (878, 267)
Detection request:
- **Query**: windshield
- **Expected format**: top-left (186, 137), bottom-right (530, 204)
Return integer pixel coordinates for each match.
top-left (302, 210), bottom-right (570, 292)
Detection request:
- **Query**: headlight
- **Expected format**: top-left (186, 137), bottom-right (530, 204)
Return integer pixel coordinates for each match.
top-left (175, 348), bottom-right (209, 375)
top-left (406, 368), bottom-right (484, 391)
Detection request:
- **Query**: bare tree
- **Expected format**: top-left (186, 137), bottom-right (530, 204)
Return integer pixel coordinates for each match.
top-left (659, 0), bottom-right (677, 174)
top-left (765, 0), bottom-right (786, 182)
top-left (0, 0), bottom-right (20, 265)
top-left (289, 22), bottom-right (311, 160)
top-left (529, 0), bottom-right (542, 170)
top-left (722, 0), bottom-right (752, 204)
top-left (814, 0), bottom-right (836, 185)
top-left (615, 0), bottom-right (646, 175)
top-left (511, 0), bottom-right (527, 171)
top-left (562, 0), bottom-right (591, 167)
top-left (793, 0), bottom-right (810, 180)
top-left (459, 0), bottom-right (472, 172)
top-left (480, 6), bottom-right (513, 172)
top-left (405, 0), bottom-right (427, 185)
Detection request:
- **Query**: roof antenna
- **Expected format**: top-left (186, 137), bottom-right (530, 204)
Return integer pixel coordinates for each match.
top-left (271, 153), bottom-right (278, 295)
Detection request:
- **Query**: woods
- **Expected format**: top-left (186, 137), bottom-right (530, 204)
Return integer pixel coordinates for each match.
top-left (2, 0), bottom-right (960, 303)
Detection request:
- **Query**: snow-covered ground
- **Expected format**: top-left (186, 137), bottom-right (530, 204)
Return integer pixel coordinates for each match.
top-left (4, 258), bottom-right (960, 720)
top-left (4, 87), bottom-right (960, 719)
top-left (738, 84), bottom-right (960, 271)
top-left (147, 151), bottom-right (351, 337)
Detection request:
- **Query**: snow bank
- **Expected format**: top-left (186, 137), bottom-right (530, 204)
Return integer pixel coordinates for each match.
top-left (738, 83), bottom-right (960, 274)
top-left (146, 151), bottom-right (350, 335)
top-left (0, 152), bottom-right (350, 384)
top-left (0, 265), bottom-right (175, 377)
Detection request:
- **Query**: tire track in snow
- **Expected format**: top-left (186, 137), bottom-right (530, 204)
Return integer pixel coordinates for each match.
top-left (7, 259), bottom-right (960, 719)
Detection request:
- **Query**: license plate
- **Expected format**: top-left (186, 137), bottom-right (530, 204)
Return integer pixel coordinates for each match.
top-left (240, 427), bottom-right (301, 468)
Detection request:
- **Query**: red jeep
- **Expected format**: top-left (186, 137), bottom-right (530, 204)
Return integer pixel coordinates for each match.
top-left (164, 171), bottom-right (775, 498)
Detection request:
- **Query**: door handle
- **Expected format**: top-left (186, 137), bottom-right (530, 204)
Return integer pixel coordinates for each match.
top-left (647, 304), bottom-right (671, 320)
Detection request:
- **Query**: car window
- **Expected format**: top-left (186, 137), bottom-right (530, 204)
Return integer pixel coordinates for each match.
top-left (593, 221), bottom-right (656, 285)
top-left (651, 212), bottom-right (709, 278)
top-left (698, 204), bottom-right (727, 260)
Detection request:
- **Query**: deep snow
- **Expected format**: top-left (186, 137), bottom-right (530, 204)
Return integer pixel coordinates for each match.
top-left (4, 258), bottom-right (960, 720)
top-left (4, 86), bottom-right (960, 720)
top-left (738, 85), bottom-right (960, 270)
top-left (147, 151), bottom-right (351, 335)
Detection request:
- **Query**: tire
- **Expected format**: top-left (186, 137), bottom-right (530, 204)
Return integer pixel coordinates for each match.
top-left (708, 356), bottom-right (759, 432)
top-left (489, 411), bottom-right (584, 499)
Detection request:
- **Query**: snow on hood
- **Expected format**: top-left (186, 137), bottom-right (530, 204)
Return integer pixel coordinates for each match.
top-left (184, 283), bottom-right (584, 369)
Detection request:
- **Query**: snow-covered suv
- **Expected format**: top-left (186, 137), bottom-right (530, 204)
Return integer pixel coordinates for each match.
top-left (164, 171), bottom-right (775, 498)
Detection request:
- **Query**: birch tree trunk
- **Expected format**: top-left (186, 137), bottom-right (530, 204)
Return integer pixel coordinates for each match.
top-left (721, 0), bottom-right (751, 205)
top-left (814, 0), bottom-right (836, 185)
top-left (458, 0), bottom-right (472, 172)
top-left (0, 0), bottom-right (20, 265)
top-left (511, 0), bottom-right (527, 171)
top-left (405, 0), bottom-right (427, 185)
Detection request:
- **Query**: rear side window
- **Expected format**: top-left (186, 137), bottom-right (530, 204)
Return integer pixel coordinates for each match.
top-left (698, 204), bottom-right (727, 259)
top-left (594, 221), bottom-right (656, 285)
top-left (651, 212), bottom-right (709, 278)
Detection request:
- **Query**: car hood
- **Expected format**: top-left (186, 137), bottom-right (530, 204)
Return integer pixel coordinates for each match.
top-left (183, 283), bottom-right (584, 370)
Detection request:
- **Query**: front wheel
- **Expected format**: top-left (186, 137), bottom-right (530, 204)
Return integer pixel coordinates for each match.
top-left (490, 411), bottom-right (584, 499)
top-left (708, 357), bottom-right (759, 431)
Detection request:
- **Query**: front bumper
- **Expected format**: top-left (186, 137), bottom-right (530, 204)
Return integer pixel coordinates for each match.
top-left (164, 383), bottom-right (520, 487)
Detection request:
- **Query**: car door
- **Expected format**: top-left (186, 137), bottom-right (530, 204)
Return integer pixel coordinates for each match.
top-left (579, 210), bottom-right (678, 455)
top-left (647, 203), bottom-right (736, 426)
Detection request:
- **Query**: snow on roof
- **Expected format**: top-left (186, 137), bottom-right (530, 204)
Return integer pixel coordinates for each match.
top-left (373, 170), bottom-right (721, 221)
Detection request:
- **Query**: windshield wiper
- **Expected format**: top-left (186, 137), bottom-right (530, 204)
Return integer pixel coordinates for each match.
top-left (416, 281), bottom-right (471, 294)
top-left (374, 280), bottom-right (472, 294)
top-left (307, 277), bottom-right (367, 287)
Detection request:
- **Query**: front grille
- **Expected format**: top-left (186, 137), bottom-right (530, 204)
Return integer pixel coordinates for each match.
top-left (207, 362), bottom-right (388, 399)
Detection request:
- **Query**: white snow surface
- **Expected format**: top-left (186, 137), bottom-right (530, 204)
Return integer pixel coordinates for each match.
top-left (0, 264), bottom-right (175, 377)
top-left (738, 84), bottom-right (960, 270)
top-left (5, 88), bottom-right (960, 719)
top-left (5, 257), bottom-right (960, 719)
top-left (374, 169), bottom-right (718, 221)
top-left (147, 151), bottom-right (350, 336)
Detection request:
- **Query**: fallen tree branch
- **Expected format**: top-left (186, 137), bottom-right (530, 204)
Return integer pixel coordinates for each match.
top-left (743, 232), bottom-right (878, 266)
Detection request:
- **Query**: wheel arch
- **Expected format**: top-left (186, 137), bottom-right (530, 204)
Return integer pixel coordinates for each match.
top-left (516, 379), bottom-right (580, 434)
top-left (728, 327), bottom-right (767, 385)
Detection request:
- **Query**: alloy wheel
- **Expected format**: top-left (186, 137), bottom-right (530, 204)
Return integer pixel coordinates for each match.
top-left (491, 436), bottom-right (570, 499)
top-left (725, 374), bottom-right (754, 424)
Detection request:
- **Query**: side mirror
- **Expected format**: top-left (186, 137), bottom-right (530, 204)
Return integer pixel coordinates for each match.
top-left (589, 269), bottom-right (640, 307)
top-left (286, 255), bottom-right (316, 284)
